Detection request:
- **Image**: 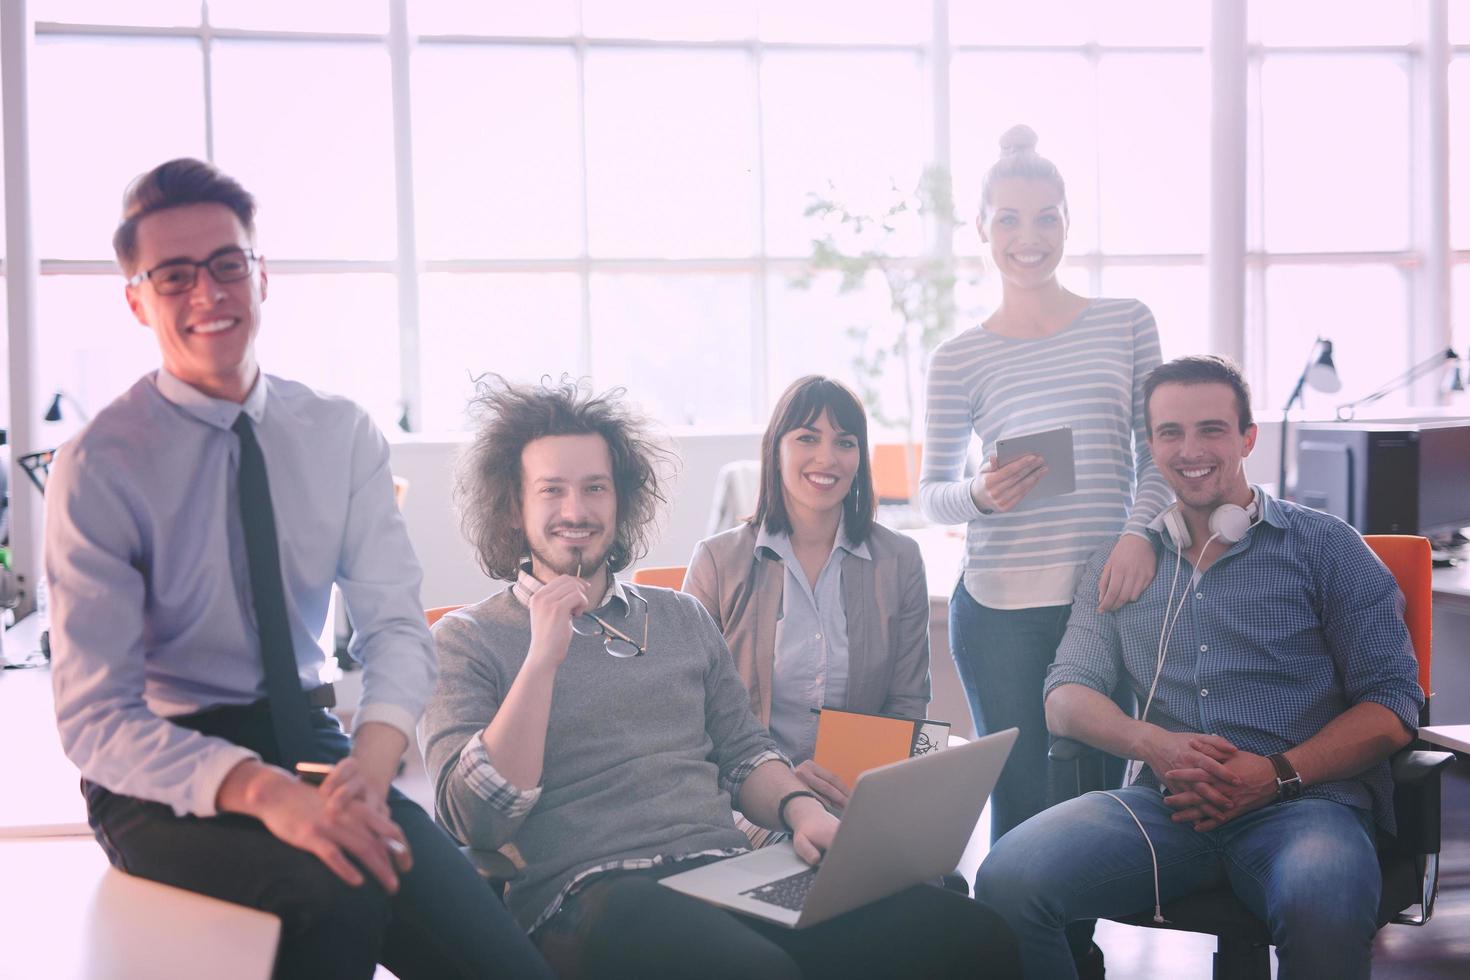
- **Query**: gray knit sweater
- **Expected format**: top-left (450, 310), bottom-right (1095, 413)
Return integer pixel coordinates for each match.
top-left (420, 583), bottom-right (780, 931)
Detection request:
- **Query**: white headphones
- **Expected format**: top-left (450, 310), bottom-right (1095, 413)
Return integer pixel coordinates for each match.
top-left (1151, 494), bottom-right (1259, 551)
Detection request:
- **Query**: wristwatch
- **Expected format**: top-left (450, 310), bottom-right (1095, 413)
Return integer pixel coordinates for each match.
top-left (1268, 753), bottom-right (1303, 802)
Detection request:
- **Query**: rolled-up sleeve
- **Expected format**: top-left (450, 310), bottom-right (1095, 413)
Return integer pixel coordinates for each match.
top-left (420, 613), bottom-right (535, 850)
top-left (456, 736), bottom-right (542, 818)
top-left (1317, 525), bottom-right (1424, 734)
top-left (46, 444), bottom-right (258, 818)
top-left (338, 414), bottom-right (436, 740)
top-left (1044, 547), bottom-right (1123, 703)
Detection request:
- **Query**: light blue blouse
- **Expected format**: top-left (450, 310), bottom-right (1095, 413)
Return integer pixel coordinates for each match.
top-left (754, 521), bottom-right (870, 763)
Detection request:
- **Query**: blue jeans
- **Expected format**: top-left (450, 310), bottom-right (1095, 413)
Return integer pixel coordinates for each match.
top-left (975, 787), bottom-right (1381, 980)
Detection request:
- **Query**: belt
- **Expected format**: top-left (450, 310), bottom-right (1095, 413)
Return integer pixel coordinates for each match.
top-left (306, 683), bottom-right (337, 708)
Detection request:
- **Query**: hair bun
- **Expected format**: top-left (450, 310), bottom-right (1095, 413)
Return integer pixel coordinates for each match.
top-left (998, 124), bottom-right (1038, 157)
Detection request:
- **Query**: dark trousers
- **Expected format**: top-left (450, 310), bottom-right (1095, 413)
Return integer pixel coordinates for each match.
top-left (947, 584), bottom-right (1130, 844)
top-left (948, 586), bottom-right (1073, 845)
top-left (534, 862), bottom-right (1020, 980)
top-left (83, 701), bottom-right (551, 980)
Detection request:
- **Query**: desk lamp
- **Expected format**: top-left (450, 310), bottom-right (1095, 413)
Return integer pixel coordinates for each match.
top-left (1334, 347), bottom-right (1464, 421)
top-left (1279, 337), bottom-right (1340, 500)
top-left (43, 389), bottom-right (91, 423)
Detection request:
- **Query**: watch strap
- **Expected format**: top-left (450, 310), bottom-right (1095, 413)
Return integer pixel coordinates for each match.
top-left (776, 790), bottom-right (821, 833)
top-left (1268, 752), bottom-right (1302, 801)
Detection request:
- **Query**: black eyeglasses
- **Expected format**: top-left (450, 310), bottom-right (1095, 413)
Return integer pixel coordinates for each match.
top-left (127, 247), bottom-right (260, 295)
top-left (571, 590), bottom-right (649, 658)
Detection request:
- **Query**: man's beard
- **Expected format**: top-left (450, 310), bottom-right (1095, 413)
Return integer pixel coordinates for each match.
top-left (529, 536), bottom-right (613, 579)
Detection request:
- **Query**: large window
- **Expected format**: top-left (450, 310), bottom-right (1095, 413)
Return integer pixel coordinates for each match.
top-left (1453, 0), bottom-right (1470, 376)
top-left (1247, 2), bottom-right (1418, 411)
top-left (15, 0), bottom-right (1467, 441)
top-left (949, 5), bottom-right (1209, 360)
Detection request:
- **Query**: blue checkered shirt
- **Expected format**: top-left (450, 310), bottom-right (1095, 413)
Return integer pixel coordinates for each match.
top-left (1045, 489), bottom-right (1423, 833)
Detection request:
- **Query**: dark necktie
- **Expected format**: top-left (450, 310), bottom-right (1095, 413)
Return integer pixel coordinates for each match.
top-left (233, 413), bottom-right (318, 768)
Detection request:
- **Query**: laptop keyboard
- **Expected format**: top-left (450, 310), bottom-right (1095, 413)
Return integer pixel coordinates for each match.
top-left (741, 868), bottom-right (818, 912)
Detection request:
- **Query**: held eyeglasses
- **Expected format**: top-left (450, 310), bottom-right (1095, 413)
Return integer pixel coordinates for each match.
top-left (571, 589), bottom-right (649, 658)
top-left (127, 247), bottom-right (260, 295)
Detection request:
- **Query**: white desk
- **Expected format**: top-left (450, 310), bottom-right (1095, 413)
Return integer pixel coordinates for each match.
top-left (0, 615), bottom-right (89, 836)
top-left (0, 837), bottom-right (280, 980)
top-left (1432, 560), bottom-right (1470, 613)
top-left (1419, 725), bottom-right (1470, 755)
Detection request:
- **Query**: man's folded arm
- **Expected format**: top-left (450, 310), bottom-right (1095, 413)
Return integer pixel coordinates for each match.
top-left (46, 445), bottom-right (258, 818)
top-left (419, 616), bottom-right (536, 850)
top-left (1317, 522), bottom-right (1425, 738)
top-left (1043, 546), bottom-right (1126, 748)
top-left (1272, 524), bottom-right (1426, 789)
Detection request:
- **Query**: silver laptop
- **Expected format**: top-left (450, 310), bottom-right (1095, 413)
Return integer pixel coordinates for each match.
top-left (660, 727), bottom-right (1017, 928)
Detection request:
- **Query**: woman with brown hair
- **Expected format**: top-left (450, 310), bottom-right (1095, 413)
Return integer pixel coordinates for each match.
top-left (685, 375), bottom-right (930, 810)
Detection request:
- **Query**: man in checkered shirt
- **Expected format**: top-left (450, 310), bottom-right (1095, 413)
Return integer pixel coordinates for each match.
top-left (976, 355), bottom-right (1423, 980)
top-left (420, 376), bottom-right (1019, 979)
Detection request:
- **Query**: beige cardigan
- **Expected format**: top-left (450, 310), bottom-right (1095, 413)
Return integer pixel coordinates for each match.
top-left (683, 521), bottom-right (931, 728)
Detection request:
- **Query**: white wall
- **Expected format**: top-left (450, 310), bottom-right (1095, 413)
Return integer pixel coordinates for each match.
top-left (389, 427), bottom-right (762, 607)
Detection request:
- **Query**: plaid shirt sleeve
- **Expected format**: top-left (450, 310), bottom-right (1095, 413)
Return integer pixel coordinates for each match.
top-left (1316, 522), bottom-right (1424, 734)
top-left (720, 749), bottom-right (790, 798)
top-left (1044, 546), bottom-right (1124, 701)
top-left (456, 733), bottom-right (542, 819)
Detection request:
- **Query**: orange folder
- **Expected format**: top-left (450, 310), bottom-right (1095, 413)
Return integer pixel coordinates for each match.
top-left (812, 707), bottom-right (948, 788)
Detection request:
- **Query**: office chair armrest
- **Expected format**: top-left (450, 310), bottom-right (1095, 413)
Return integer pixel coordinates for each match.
top-left (1392, 749), bottom-right (1455, 785)
top-left (1047, 736), bottom-right (1112, 804)
top-left (1048, 736), bottom-right (1093, 762)
top-left (1389, 749), bottom-right (1455, 855)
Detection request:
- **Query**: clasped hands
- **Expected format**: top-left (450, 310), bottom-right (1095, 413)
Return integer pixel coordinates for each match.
top-left (256, 756), bottom-right (413, 894)
top-left (1145, 731), bottom-right (1281, 832)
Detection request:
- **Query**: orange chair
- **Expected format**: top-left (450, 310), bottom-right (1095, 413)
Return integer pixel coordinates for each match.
top-left (872, 443), bottom-right (922, 503)
top-left (425, 604), bottom-right (466, 628)
top-left (1365, 535), bottom-right (1434, 723)
top-left (632, 566), bottom-right (687, 590)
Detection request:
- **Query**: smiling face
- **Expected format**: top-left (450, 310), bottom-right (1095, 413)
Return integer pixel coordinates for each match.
top-left (1147, 382), bottom-right (1258, 518)
top-left (978, 176), bottom-right (1068, 290)
top-left (777, 409), bottom-right (860, 530)
top-left (519, 433), bottom-right (619, 582)
top-left (125, 202), bottom-right (267, 403)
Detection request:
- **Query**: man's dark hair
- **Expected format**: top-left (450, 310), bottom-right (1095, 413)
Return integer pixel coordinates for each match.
top-left (113, 158), bottom-right (256, 275)
top-left (455, 375), bottom-right (674, 581)
top-left (751, 375), bottom-right (876, 543)
top-left (1143, 354), bottom-right (1254, 435)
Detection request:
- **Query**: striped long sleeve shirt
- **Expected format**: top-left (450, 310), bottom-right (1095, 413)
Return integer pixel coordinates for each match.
top-left (919, 297), bottom-right (1171, 609)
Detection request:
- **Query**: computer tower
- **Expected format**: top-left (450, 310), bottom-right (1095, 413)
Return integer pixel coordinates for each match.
top-left (1293, 420), bottom-right (1470, 536)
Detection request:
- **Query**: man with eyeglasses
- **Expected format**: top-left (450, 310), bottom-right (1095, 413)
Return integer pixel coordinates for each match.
top-left (420, 376), bottom-right (1019, 979)
top-left (44, 158), bottom-right (550, 979)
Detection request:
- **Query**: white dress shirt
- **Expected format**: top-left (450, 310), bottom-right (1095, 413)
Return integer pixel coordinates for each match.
top-left (45, 368), bottom-right (435, 817)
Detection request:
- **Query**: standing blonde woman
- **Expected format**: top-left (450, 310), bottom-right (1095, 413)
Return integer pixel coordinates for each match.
top-left (920, 125), bottom-right (1170, 847)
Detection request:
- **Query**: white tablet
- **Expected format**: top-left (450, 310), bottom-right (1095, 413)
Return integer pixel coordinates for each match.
top-left (994, 425), bottom-right (1076, 501)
